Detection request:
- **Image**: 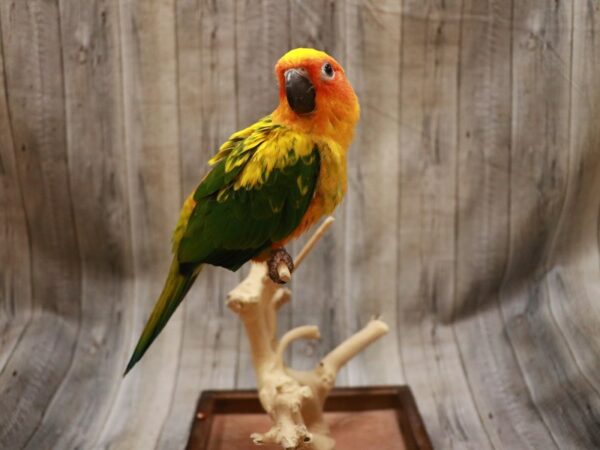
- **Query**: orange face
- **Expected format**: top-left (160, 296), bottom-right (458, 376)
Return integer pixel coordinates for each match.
top-left (273, 48), bottom-right (359, 146)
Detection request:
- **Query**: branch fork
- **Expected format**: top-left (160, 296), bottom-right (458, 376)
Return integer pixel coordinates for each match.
top-left (226, 217), bottom-right (389, 450)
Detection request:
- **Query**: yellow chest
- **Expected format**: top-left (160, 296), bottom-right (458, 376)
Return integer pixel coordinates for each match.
top-left (227, 126), bottom-right (348, 244)
top-left (235, 129), bottom-right (347, 205)
top-left (313, 139), bottom-right (347, 213)
top-left (287, 137), bottom-right (347, 243)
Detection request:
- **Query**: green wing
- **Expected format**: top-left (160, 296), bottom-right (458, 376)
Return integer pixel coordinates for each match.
top-left (178, 129), bottom-right (321, 272)
top-left (124, 118), bottom-right (320, 374)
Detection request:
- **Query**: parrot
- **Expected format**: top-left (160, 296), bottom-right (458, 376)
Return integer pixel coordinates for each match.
top-left (124, 48), bottom-right (360, 375)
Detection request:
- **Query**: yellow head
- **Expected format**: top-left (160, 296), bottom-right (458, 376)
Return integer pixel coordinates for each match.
top-left (273, 48), bottom-right (360, 148)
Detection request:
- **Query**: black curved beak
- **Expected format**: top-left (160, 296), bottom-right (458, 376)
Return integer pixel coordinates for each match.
top-left (285, 69), bottom-right (315, 115)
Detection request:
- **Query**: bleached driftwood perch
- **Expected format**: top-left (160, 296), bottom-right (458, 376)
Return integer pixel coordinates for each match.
top-left (227, 217), bottom-right (389, 449)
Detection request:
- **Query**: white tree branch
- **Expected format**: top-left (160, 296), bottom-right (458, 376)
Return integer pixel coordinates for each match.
top-left (276, 325), bottom-right (321, 365)
top-left (225, 217), bottom-right (389, 450)
top-left (320, 319), bottom-right (389, 375)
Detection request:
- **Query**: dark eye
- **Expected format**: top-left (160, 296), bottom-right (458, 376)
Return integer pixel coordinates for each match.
top-left (322, 62), bottom-right (335, 79)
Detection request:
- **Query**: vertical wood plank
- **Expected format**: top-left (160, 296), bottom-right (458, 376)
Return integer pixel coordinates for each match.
top-left (395, 1), bottom-right (497, 448)
top-left (94, 0), bottom-right (182, 448)
top-left (342, 0), bottom-right (404, 385)
top-left (23, 0), bottom-right (133, 447)
top-left (449, 0), bottom-right (518, 448)
top-left (0, 12), bottom-right (32, 375)
top-left (235, 0), bottom-right (289, 125)
top-left (546, 0), bottom-right (600, 405)
top-left (0, 1), bottom-right (82, 448)
top-left (496, 0), bottom-right (575, 448)
top-left (502, 1), bottom-right (600, 448)
top-left (453, 0), bottom-right (576, 446)
top-left (155, 1), bottom-right (241, 447)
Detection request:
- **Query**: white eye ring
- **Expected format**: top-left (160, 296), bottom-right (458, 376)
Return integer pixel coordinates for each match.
top-left (321, 62), bottom-right (335, 80)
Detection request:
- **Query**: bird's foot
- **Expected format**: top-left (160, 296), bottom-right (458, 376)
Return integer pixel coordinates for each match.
top-left (267, 248), bottom-right (294, 284)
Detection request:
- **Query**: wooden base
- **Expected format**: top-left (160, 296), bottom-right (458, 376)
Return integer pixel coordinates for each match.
top-left (186, 386), bottom-right (433, 450)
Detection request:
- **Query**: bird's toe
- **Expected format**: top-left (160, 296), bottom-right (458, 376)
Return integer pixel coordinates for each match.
top-left (267, 248), bottom-right (294, 284)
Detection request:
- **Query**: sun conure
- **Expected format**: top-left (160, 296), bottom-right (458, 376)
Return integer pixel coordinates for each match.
top-left (124, 48), bottom-right (360, 374)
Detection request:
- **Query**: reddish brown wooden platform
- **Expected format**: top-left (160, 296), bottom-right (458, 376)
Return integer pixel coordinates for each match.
top-left (187, 386), bottom-right (433, 450)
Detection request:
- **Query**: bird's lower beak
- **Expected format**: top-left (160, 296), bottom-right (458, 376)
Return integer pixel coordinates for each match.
top-left (285, 69), bottom-right (315, 115)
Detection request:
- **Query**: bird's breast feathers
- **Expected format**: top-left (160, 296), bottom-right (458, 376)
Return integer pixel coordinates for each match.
top-left (246, 133), bottom-right (344, 199)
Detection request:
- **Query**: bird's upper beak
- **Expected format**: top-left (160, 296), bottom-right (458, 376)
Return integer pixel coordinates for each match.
top-left (285, 68), bottom-right (315, 115)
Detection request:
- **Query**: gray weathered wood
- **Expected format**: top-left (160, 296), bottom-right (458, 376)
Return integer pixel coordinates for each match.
top-left (1, 1), bottom-right (599, 449)
top-left (155, 1), bottom-right (241, 448)
top-left (0, 2), bottom-right (81, 448)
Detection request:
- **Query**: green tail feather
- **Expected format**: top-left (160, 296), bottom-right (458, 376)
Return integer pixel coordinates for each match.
top-left (124, 260), bottom-right (201, 375)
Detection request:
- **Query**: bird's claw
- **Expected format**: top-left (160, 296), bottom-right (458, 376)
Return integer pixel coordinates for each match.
top-left (267, 248), bottom-right (294, 284)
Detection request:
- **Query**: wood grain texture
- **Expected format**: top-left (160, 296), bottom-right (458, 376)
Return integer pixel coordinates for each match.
top-left (397, 1), bottom-right (493, 448)
top-left (23, 1), bottom-right (132, 449)
top-left (156, 1), bottom-right (241, 448)
top-left (0, 2), bottom-right (81, 448)
top-left (1, 1), bottom-right (599, 449)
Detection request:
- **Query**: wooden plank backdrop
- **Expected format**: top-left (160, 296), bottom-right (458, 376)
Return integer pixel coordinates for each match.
top-left (0, 0), bottom-right (599, 448)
